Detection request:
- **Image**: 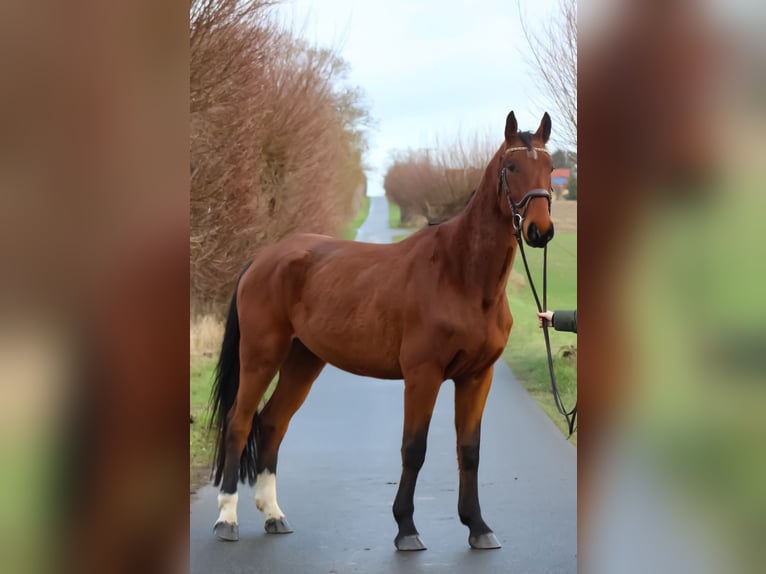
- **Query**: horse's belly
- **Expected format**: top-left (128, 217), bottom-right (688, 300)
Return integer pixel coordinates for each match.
top-left (295, 329), bottom-right (403, 380)
top-left (327, 353), bottom-right (403, 380)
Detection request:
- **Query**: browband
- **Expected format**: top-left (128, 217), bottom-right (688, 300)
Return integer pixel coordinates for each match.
top-left (504, 146), bottom-right (549, 159)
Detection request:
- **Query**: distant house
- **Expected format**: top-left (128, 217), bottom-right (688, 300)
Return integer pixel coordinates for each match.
top-left (551, 168), bottom-right (570, 200)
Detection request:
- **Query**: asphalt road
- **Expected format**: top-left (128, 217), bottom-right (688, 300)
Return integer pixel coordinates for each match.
top-left (189, 197), bottom-right (576, 573)
top-left (353, 196), bottom-right (412, 244)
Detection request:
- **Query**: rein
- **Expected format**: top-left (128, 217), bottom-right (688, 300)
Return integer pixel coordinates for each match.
top-left (499, 150), bottom-right (578, 438)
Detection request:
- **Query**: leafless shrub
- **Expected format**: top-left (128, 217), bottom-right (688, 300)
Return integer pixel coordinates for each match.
top-left (384, 133), bottom-right (495, 225)
top-left (190, 0), bottom-right (370, 314)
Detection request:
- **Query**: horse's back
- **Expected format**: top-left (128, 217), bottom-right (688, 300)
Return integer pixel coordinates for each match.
top-left (244, 233), bottom-right (404, 287)
top-left (238, 233), bottom-right (412, 378)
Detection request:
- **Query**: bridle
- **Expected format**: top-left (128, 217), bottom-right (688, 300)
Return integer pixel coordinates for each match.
top-left (498, 145), bottom-right (578, 438)
top-left (499, 146), bottom-right (552, 236)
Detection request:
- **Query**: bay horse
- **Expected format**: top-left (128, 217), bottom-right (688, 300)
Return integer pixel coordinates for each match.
top-left (210, 111), bottom-right (555, 550)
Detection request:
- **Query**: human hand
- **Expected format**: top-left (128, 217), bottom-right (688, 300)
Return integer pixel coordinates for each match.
top-left (537, 310), bottom-right (554, 328)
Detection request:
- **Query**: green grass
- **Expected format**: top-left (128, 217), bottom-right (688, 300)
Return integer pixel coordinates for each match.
top-left (392, 233), bottom-right (411, 243)
top-left (190, 358), bottom-right (278, 491)
top-left (342, 195), bottom-right (371, 240)
top-left (388, 200), bottom-right (401, 228)
top-left (502, 233), bottom-right (577, 443)
top-left (190, 359), bottom-right (216, 490)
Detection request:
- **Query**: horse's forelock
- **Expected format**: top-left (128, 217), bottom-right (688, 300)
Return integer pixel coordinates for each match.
top-left (518, 131), bottom-right (534, 150)
top-left (500, 132), bottom-right (535, 157)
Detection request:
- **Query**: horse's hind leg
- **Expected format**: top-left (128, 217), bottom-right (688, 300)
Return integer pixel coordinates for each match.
top-left (254, 338), bottom-right (325, 533)
top-left (454, 366), bottom-right (500, 549)
top-left (214, 333), bottom-right (291, 541)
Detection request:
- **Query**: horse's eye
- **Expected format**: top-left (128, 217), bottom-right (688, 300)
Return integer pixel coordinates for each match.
top-left (506, 163), bottom-right (516, 172)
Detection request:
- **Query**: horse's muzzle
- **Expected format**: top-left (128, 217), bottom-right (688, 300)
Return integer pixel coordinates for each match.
top-left (525, 221), bottom-right (554, 247)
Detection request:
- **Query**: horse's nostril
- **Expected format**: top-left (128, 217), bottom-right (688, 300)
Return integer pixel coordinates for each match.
top-left (525, 222), bottom-right (554, 246)
top-left (528, 222), bottom-right (540, 241)
top-left (543, 223), bottom-right (555, 243)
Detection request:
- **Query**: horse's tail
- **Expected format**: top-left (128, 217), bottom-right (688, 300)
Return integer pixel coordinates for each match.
top-left (210, 263), bottom-right (259, 487)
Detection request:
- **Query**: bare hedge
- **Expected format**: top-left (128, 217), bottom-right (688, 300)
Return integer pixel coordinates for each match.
top-left (384, 134), bottom-right (494, 227)
top-left (190, 0), bottom-right (370, 313)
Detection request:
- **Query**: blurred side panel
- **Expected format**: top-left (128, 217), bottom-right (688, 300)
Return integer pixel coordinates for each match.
top-left (579, 0), bottom-right (766, 572)
top-left (0, 1), bottom-right (189, 573)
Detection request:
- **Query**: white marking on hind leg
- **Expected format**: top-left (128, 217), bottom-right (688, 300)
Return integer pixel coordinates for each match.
top-left (216, 492), bottom-right (238, 524)
top-left (254, 470), bottom-right (285, 520)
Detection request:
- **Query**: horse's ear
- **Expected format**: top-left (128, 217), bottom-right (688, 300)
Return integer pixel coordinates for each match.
top-left (536, 112), bottom-right (552, 143)
top-left (504, 111), bottom-right (518, 143)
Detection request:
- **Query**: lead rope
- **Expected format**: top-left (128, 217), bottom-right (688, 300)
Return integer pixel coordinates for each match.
top-left (516, 231), bottom-right (578, 438)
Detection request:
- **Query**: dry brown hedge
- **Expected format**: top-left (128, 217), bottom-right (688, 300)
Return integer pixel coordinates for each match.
top-left (190, 0), bottom-right (370, 314)
top-left (384, 134), bottom-right (494, 226)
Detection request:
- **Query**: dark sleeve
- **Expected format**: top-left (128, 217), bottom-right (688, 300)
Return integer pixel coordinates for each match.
top-left (552, 310), bottom-right (577, 333)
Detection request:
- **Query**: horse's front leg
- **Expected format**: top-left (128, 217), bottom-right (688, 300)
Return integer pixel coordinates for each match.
top-left (454, 366), bottom-right (501, 549)
top-left (393, 364), bottom-right (443, 551)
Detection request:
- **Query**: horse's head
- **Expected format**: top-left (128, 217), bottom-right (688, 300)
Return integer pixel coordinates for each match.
top-left (496, 111), bottom-right (555, 248)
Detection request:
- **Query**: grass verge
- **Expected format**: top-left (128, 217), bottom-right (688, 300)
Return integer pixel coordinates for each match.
top-left (190, 358), bottom-right (216, 491)
top-left (502, 233), bottom-right (577, 443)
top-left (343, 195), bottom-right (371, 239)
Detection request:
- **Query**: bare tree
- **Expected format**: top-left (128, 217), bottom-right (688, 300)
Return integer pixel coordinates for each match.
top-left (517, 0), bottom-right (577, 148)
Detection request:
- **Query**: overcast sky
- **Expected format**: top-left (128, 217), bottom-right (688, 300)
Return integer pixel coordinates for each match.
top-left (275, 0), bottom-right (564, 196)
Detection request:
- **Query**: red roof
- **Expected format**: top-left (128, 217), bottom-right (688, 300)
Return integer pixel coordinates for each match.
top-left (551, 168), bottom-right (570, 179)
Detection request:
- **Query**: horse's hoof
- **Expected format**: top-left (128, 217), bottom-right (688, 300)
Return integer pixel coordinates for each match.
top-left (469, 531), bottom-right (501, 549)
top-left (213, 521), bottom-right (239, 541)
top-left (395, 534), bottom-right (427, 551)
top-left (264, 517), bottom-right (293, 534)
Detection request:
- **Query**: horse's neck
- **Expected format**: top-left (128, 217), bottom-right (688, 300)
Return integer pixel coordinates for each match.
top-left (446, 180), bottom-right (517, 302)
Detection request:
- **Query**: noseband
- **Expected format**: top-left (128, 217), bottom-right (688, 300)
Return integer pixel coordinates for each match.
top-left (498, 146), bottom-right (552, 237)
